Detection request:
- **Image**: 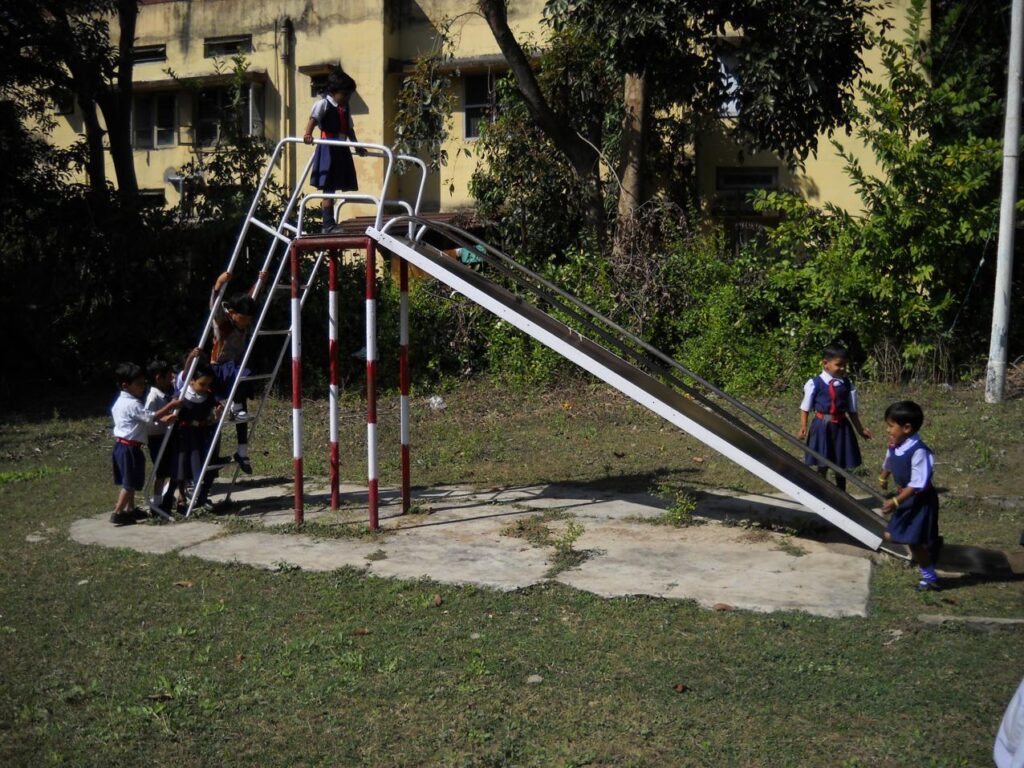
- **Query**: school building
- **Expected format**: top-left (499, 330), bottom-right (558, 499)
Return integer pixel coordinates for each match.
top-left (49, 0), bottom-right (925, 226)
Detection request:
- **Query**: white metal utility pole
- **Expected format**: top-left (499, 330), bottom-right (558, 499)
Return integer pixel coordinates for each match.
top-left (986, 0), bottom-right (1024, 403)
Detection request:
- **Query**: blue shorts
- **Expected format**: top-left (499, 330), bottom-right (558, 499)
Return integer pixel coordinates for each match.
top-left (212, 359), bottom-right (251, 402)
top-left (112, 442), bottom-right (145, 491)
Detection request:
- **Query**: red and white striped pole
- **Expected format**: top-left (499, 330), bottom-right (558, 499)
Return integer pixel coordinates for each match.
top-left (399, 258), bottom-right (411, 514)
top-left (365, 240), bottom-right (379, 530)
top-left (328, 253), bottom-right (340, 511)
top-left (290, 242), bottom-right (304, 525)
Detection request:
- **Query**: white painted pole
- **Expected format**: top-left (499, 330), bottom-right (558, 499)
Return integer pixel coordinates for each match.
top-left (986, 0), bottom-right (1024, 403)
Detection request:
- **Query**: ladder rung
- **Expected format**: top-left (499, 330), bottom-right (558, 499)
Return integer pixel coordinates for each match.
top-left (274, 283), bottom-right (309, 292)
top-left (238, 374), bottom-right (274, 383)
top-left (258, 328), bottom-right (291, 336)
top-left (280, 221), bottom-right (298, 234)
top-left (249, 217), bottom-right (292, 245)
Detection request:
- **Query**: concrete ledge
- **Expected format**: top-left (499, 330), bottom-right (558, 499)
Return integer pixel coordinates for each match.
top-left (918, 614), bottom-right (1024, 630)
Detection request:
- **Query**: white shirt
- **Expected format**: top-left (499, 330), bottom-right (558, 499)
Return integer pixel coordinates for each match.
top-left (144, 386), bottom-right (171, 436)
top-left (799, 371), bottom-right (859, 413)
top-left (882, 433), bottom-right (933, 489)
top-left (995, 677), bottom-right (1024, 768)
top-left (111, 390), bottom-right (155, 443)
top-left (309, 95), bottom-right (357, 140)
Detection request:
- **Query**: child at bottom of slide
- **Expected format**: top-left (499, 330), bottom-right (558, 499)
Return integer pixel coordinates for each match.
top-left (880, 400), bottom-right (942, 591)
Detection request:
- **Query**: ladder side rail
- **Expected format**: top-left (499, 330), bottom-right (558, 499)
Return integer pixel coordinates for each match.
top-left (185, 240), bottom-right (327, 518)
top-left (250, 151), bottom-right (317, 300)
top-left (185, 230), bottom-right (324, 516)
top-left (144, 145), bottom-right (291, 505)
top-left (382, 217), bottom-right (886, 505)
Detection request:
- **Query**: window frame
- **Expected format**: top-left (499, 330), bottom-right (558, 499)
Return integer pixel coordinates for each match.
top-left (193, 82), bottom-right (264, 148)
top-left (132, 44), bottom-right (167, 64)
top-left (132, 91), bottom-right (177, 150)
top-left (203, 34), bottom-right (253, 59)
top-left (463, 72), bottom-right (499, 140)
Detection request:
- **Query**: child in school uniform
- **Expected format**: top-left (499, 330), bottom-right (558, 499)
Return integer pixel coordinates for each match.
top-left (210, 270), bottom-right (265, 474)
top-left (880, 400), bottom-right (942, 591)
top-left (797, 345), bottom-right (872, 491)
top-left (144, 359), bottom-right (179, 517)
top-left (303, 70), bottom-right (366, 233)
top-left (175, 360), bottom-right (223, 513)
top-left (110, 362), bottom-right (180, 526)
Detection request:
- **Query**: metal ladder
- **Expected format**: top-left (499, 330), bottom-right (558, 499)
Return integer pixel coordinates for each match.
top-left (145, 138), bottom-right (425, 518)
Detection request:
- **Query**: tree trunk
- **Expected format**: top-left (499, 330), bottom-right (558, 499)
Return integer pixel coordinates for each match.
top-left (617, 71), bottom-right (649, 222)
top-left (101, 0), bottom-right (139, 200)
top-left (77, 91), bottom-right (108, 203)
top-left (477, 0), bottom-right (606, 235)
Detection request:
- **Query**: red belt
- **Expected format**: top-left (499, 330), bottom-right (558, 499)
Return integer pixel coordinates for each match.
top-left (814, 411), bottom-right (846, 424)
top-left (116, 437), bottom-right (144, 446)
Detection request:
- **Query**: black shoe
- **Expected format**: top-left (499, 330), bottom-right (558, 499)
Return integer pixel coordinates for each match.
top-left (110, 511), bottom-right (136, 526)
top-left (130, 506), bottom-right (150, 521)
top-left (234, 452), bottom-right (253, 475)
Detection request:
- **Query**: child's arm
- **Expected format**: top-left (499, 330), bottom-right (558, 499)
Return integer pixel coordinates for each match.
top-left (211, 271), bottom-right (232, 309)
top-left (303, 115), bottom-right (318, 144)
top-left (881, 484), bottom-right (917, 514)
top-left (152, 398), bottom-right (183, 422)
top-left (349, 115), bottom-right (367, 156)
top-left (879, 469), bottom-right (891, 490)
top-left (797, 409), bottom-right (810, 440)
top-left (848, 411), bottom-right (872, 440)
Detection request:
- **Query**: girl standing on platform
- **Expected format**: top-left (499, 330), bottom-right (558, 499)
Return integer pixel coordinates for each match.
top-left (797, 345), bottom-right (872, 491)
top-left (303, 70), bottom-right (366, 233)
top-left (879, 400), bottom-right (942, 590)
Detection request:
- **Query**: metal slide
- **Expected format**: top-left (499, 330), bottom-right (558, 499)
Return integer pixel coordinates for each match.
top-left (369, 220), bottom-right (1023, 575)
top-left (370, 223), bottom-right (886, 550)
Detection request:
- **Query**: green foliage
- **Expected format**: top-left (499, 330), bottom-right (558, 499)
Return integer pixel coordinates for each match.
top-left (391, 17), bottom-right (464, 172)
top-left (469, 27), bottom-right (619, 266)
top-left (739, 0), bottom-right (1005, 375)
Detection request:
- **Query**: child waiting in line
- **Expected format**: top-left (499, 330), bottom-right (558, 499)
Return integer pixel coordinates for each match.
top-left (303, 69), bottom-right (366, 233)
top-left (110, 362), bottom-right (180, 526)
top-left (176, 360), bottom-right (223, 513)
top-left (797, 345), bottom-right (872, 491)
top-left (144, 359), bottom-right (179, 517)
top-left (880, 400), bottom-right (942, 591)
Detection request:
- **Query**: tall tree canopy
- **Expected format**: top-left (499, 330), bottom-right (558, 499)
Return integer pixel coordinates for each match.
top-left (477, 0), bottom-right (875, 232)
top-left (0, 0), bottom-right (139, 202)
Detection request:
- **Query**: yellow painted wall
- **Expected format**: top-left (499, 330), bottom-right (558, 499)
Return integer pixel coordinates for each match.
top-left (48, 0), bottom-right (547, 217)
top-left (47, 0), bottom-right (922, 218)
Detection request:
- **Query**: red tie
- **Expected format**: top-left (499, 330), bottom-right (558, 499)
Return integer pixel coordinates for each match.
top-left (828, 380), bottom-right (838, 422)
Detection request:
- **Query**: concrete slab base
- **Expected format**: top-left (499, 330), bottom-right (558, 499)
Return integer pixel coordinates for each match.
top-left (68, 480), bottom-right (876, 616)
top-left (70, 514), bottom-right (222, 554)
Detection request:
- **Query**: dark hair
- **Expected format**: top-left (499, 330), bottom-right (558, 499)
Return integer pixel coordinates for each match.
top-left (190, 361), bottom-right (215, 382)
top-left (822, 345), bottom-right (848, 361)
top-left (884, 400), bottom-right (925, 431)
top-left (115, 362), bottom-right (144, 387)
top-left (225, 294), bottom-right (256, 317)
top-left (324, 70), bottom-right (357, 95)
top-left (147, 359), bottom-right (172, 380)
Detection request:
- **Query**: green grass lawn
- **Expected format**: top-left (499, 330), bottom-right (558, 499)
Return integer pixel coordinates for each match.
top-left (1, 378), bottom-right (1022, 767)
